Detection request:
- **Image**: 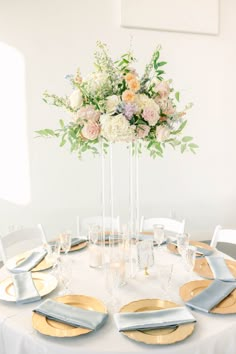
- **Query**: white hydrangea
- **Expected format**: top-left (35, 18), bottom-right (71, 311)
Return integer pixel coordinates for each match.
top-left (106, 95), bottom-right (121, 114)
top-left (100, 114), bottom-right (135, 142)
top-left (86, 72), bottom-right (110, 94)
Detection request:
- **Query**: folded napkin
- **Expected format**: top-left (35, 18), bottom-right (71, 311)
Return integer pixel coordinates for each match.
top-left (33, 299), bottom-right (108, 330)
top-left (114, 307), bottom-right (196, 332)
top-left (206, 256), bottom-right (235, 281)
top-left (9, 249), bottom-right (47, 273)
top-left (13, 272), bottom-right (41, 304)
top-left (169, 241), bottom-right (212, 256)
top-left (71, 237), bottom-right (87, 247)
top-left (138, 234), bottom-right (166, 245)
top-left (186, 279), bottom-right (236, 313)
top-left (104, 234), bottom-right (121, 241)
top-left (194, 246), bottom-right (212, 257)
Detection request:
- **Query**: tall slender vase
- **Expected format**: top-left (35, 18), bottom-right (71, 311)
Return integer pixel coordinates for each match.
top-left (100, 140), bottom-right (140, 268)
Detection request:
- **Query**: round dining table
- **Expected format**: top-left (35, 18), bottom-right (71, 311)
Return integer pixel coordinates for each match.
top-left (0, 243), bottom-right (236, 354)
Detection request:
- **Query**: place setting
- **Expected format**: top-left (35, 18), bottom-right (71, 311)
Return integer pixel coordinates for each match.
top-left (167, 233), bottom-right (214, 257)
top-left (32, 294), bottom-right (108, 337)
top-left (180, 254), bottom-right (236, 314)
top-left (113, 298), bottom-right (196, 345)
top-left (0, 271), bottom-right (58, 303)
top-left (6, 248), bottom-right (53, 273)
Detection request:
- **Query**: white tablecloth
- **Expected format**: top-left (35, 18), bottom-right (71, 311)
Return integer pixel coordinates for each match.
top-left (0, 246), bottom-right (236, 354)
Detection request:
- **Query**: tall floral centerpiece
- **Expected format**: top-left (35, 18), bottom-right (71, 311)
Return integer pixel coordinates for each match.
top-left (37, 42), bottom-right (197, 235)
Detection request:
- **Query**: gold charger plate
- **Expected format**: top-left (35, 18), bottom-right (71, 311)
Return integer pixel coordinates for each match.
top-left (194, 257), bottom-right (236, 279)
top-left (167, 240), bottom-right (213, 257)
top-left (6, 250), bottom-right (53, 272)
top-left (0, 272), bottom-right (58, 302)
top-left (180, 280), bottom-right (236, 314)
top-left (32, 294), bottom-right (107, 337)
top-left (119, 299), bottom-right (195, 345)
top-left (61, 241), bottom-right (88, 253)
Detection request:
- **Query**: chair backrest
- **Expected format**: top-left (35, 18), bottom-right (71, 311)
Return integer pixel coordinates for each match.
top-left (81, 216), bottom-right (120, 234)
top-left (210, 225), bottom-right (236, 248)
top-left (0, 224), bottom-right (47, 264)
top-left (140, 216), bottom-right (185, 234)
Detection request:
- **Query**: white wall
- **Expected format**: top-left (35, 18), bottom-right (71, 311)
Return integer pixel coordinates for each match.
top-left (0, 0), bottom-right (235, 240)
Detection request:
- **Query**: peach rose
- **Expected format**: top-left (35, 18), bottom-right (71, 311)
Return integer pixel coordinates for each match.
top-left (81, 121), bottom-right (100, 141)
top-left (125, 73), bottom-right (136, 82)
top-left (122, 90), bottom-right (135, 103)
top-left (128, 79), bottom-right (140, 92)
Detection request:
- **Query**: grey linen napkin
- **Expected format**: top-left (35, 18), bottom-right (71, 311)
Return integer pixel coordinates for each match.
top-left (33, 299), bottom-right (108, 330)
top-left (170, 241), bottom-right (212, 256)
top-left (114, 307), bottom-right (196, 331)
top-left (206, 256), bottom-right (235, 281)
top-left (186, 279), bottom-right (236, 312)
top-left (71, 237), bottom-right (87, 247)
top-left (9, 249), bottom-right (47, 273)
top-left (13, 272), bottom-right (41, 304)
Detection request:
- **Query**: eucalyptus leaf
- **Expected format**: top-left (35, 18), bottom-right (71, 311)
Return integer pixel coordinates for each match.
top-left (182, 136), bottom-right (193, 143)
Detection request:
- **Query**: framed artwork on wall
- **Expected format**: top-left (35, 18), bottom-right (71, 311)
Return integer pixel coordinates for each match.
top-left (121, 0), bottom-right (219, 35)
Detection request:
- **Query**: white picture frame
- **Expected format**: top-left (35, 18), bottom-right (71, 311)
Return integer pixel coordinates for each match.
top-left (121, 0), bottom-right (219, 36)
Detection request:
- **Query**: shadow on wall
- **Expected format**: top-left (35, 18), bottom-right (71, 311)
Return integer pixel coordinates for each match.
top-left (0, 42), bottom-right (31, 206)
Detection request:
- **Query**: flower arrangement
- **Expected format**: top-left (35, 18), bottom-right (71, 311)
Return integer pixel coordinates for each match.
top-left (37, 42), bottom-right (198, 158)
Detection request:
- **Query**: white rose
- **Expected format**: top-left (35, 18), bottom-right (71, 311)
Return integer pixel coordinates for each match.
top-left (156, 126), bottom-right (170, 142)
top-left (69, 90), bottom-right (83, 110)
top-left (100, 113), bottom-right (134, 142)
top-left (106, 95), bottom-right (121, 114)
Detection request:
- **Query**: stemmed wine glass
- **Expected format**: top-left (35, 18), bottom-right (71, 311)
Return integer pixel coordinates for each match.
top-left (182, 245), bottom-right (197, 273)
top-left (153, 224), bottom-right (165, 247)
top-left (157, 263), bottom-right (174, 300)
top-left (45, 239), bottom-right (61, 277)
top-left (137, 239), bottom-right (154, 276)
top-left (177, 233), bottom-right (190, 256)
top-left (60, 232), bottom-right (72, 255)
top-left (59, 232), bottom-right (72, 295)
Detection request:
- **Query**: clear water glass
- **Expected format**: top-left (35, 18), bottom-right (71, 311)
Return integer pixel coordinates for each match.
top-left (177, 233), bottom-right (190, 256)
top-left (60, 232), bottom-right (72, 254)
top-left (157, 263), bottom-right (174, 299)
top-left (153, 224), bottom-right (165, 247)
top-left (105, 260), bottom-right (125, 311)
top-left (45, 240), bottom-right (61, 273)
top-left (137, 239), bottom-right (154, 275)
top-left (59, 232), bottom-right (72, 294)
top-left (183, 245), bottom-right (197, 272)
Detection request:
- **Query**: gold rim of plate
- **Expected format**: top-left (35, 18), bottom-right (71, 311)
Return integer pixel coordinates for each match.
top-left (32, 294), bottom-right (107, 337)
top-left (167, 240), bottom-right (213, 257)
top-left (180, 280), bottom-right (236, 314)
top-left (119, 299), bottom-right (195, 345)
top-left (7, 250), bottom-right (53, 272)
top-left (0, 272), bottom-right (58, 302)
top-left (194, 257), bottom-right (236, 279)
top-left (61, 241), bottom-right (88, 253)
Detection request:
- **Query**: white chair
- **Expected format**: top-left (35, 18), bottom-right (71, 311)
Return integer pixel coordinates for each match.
top-left (0, 224), bottom-right (47, 264)
top-left (140, 216), bottom-right (185, 234)
top-left (210, 225), bottom-right (236, 248)
top-left (81, 216), bottom-right (120, 234)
